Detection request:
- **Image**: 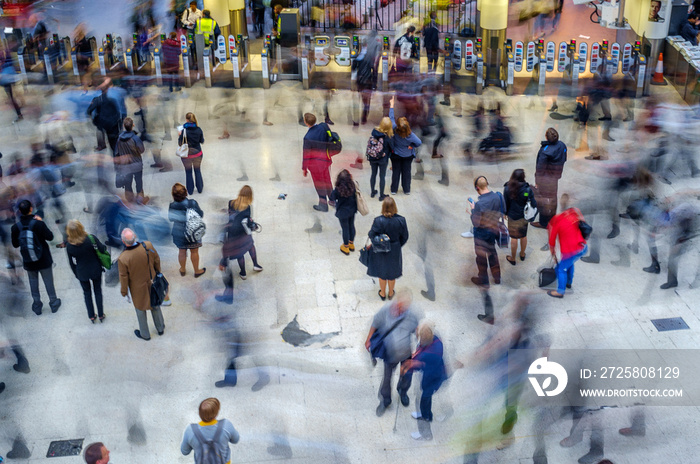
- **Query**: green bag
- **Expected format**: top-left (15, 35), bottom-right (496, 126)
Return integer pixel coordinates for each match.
top-left (88, 234), bottom-right (112, 270)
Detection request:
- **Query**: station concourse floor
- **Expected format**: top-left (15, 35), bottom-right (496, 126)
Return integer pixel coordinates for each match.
top-left (0, 78), bottom-right (699, 464)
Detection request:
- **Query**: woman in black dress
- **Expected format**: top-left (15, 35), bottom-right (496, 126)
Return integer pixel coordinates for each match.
top-left (168, 182), bottom-right (206, 277)
top-left (329, 169), bottom-right (358, 255)
top-left (367, 196), bottom-right (409, 300)
top-left (503, 169), bottom-right (537, 265)
top-left (65, 220), bottom-right (107, 323)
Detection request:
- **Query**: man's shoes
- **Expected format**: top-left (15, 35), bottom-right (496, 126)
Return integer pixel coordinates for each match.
top-left (420, 290), bottom-right (435, 301)
top-left (379, 194), bottom-right (388, 201)
top-left (607, 224), bottom-right (620, 239)
top-left (215, 380), bottom-right (236, 388)
top-left (477, 314), bottom-right (494, 325)
top-left (599, 116), bottom-right (612, 121)
top-left (13, 363), bottom-right (30, 374)
top-left (150, 163), bottom-right (164, 168)
top-left (581, 256), bottom-right (600, 264)
top-left (619, 427), bottom-right (646, 437)
top-left (400, 393), bottom-right (410, 407)
top-left (134, 330), bottom-right (150, 341)
top-left (643, 263), bottom-right (660, 274)
top-left (376, 401), bottom-right (390, 417)
top-left (431, 153), bottom-right (444, 159)
top-left (161, 299), bottom-right (172, 307)
top-left (215, 294), bottom-right (233, 304)
top-left (32, 306), bottom-right (42, 316)
top-left (559, 435), bottom-right (583, 448)
top-left (263, 120), bottom-right (273, 126)
top-left (157, 328), bottom-right (165, 336)
top-left (313, 204), bottom-right (329, 212)
top-left (411, 431), bottom-right (433, 440)
top-left (325, 118), bottom-right (334, 125)
top-left (159, 166), bottom-right (172, 172)
top-left (438, 179), bottom-right (449, 186)
top-left (577, 450), bottom-right (604, 464)
top-left (50, 299), bottom-right (61, 313)
top-left (461, 231), bottom-right (474, 238)
top-left (471, 277), bottom-right (488, 287)
top-left (660, 281), bottom-right (678, 290)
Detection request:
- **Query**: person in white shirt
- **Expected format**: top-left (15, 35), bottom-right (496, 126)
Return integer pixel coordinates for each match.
top-left (180, 1), bottom-right (202, 69)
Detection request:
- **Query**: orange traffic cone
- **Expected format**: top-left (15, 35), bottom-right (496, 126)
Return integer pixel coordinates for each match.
top-left (651, 53), bottom-right (667, 85)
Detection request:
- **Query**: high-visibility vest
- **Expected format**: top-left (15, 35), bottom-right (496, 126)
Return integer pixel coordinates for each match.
top-left (195, 17), bottom-right (216, 44)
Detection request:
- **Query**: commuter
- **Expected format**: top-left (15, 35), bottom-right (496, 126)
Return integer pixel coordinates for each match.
top-left (181, 398), bottom-right (240, 463)
top-left (221, 185), bottom-right (263, 283)
top-left (11, 199), bottom-right (61, 315)
top-left (329, 169), bottom-right (358, 255)
top-left (365, 290), bottom-right (419, 416)
top-left (83, 442), bottom-right (110, 464)
top-left (252, 0), bottom-right (266, 38)
top-left (367, 197), bottom-right (409, 300)
top-left (87, 79), bottom-right (122, 154)
top-left (195, 10), bottom-right (221, 60)
top-left (393, 25), bottom-right (417, 74)
top-left (353, 34), bottom-right (380, 126)
top-left (532, 128), bottom-right (567, 230)
top-left (162, 32), bottom-right (182, 92)
top-left (469, 176), bottom-right (503, 287)
top-left (402, 322), bottom-right (447, 440)
top-left (368, 117), bottom-right (394, 201)
top-left (656, 201), bottom-right (699, 289)
top-left (0, 40), bottom-right (23, 121)
top-left (181, 1), bottom-right (202, 67)
top-left (681, 13), bottom-right (700, 45)
top-left (168, 183), bottom-right (206, 278)
top-left (546, 194), bottom-right (588, 298)
top-left (178, 112), bottom-right (205, 195)
top-left (422, 13), bottom-right (440, 73)
top-left (503, 169), bottom-right (537, 265)
top-left (65, 220), bottom-right (106, 323)
top-left (302, 113), bottom-right (334, 211)
top-left (389, 96), bottom-right (422, 195)
top-left (114, 117), bottom-right (146, 203)
top-left (117, 228), bottom-right (166, 340)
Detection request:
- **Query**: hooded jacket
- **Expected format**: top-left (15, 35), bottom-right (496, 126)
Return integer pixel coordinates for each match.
top-left (115, 131), bottom-right (145, 168)
top-left (370, 128), bottom-right (394, 163)
top-left (178, 122), bottom-right (205, 156)
top-left (535, 140), bottom-right (567, 180)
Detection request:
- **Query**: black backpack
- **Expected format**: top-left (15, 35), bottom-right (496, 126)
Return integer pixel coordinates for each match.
top-left (190, 420), bottom-right (226, 464)
top-left (18, 219), bottom-right (43, 263)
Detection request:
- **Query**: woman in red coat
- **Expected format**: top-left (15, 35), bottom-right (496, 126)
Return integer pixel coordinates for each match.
top-left (547, 194), bottom-right (588, 298)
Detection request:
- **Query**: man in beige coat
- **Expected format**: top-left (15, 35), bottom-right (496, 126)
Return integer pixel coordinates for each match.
top-left (118, 228), bottom-right (165, 340)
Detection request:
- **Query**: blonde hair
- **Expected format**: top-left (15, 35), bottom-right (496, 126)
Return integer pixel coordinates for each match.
top-left (66, 220), bottom-right (87, 246)
top-left (417, 322), bottom-right (434, 347)
top-left (231, 185), bottom-right (253, 212)
top-left (186, 112), bottom-right (198, 125)
top-left (376, 117), bottom-right (394, 138)
top-left (198, 398), bottom-right (220, 422)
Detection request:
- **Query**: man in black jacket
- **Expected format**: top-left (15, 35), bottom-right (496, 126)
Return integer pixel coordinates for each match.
top-left (87, 79), bottom-right (122, 154)
top-left (532, 127), bottom-right (567, 229)
top-left (10, 200), bottom-right (61, 315)
top-left (422, 13), bottom-right (440, 73)
top-left (115, 117), bottom-right (146, 202)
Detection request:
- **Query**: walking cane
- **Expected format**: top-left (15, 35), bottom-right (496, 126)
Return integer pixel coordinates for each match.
top-left (393, 398), bottom-right (400, 433)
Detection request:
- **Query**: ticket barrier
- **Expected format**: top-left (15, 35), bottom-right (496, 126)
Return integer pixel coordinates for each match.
top-left (16, 45), bottom-right (29, 83)
top-left (304, 34), bottom-right (353, 90)
top-left (202, 47), bottom-right (212, 87)
top-left (413, 36), bottom-right (421, 74)
top-left (475, 52), bottom-right (484, 95)
top-left (533, 53), bottom-right (546, 96)
top-left (229, 35), bottom-right (251, 89)
top-left (505, 52), bottom-right (514, 96)
top-left (349, 35), bottom-right (359, 91)
top-left (261, 38), bottom-right (272, 89)
top-left (180, 34), bottom-right (192, 88)
top-left (381, 35), bottom-right (390, 91)
top-left (153, 47), bottom-right (162, 86)
top-left (635, 54), bottom-right (647, 98)
top-left (43, 47), bottom-right (54, 84)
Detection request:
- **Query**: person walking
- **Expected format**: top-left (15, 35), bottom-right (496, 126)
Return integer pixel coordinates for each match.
top-left (547, 194), bottom-right (588, 298)
top-left (65, 220), bottom-right (106, 323)
top-left (221, 185), bottom-right (263, 284)
top-left (161, 32), bottom-right (182, 92)
top-left (86, 79), bottom-right (122, 154)
top-left (302, 113), bottom-right (334, 211)
top-left (503, 169), bottom-right (537, 265)
top-left (393, 26), bottom-right (418, 74)
top-left (469, 176), bottom-right (503, 287)
top-left (422, 13), bottom-right (440, 73)
top-left (168, 182), bottom-right (206, 278)
top-left (181, 1), bottom-right (202, 68)
top-left (367, 197), bottom-right (409, 300)
top-left (532, 128), bottom-right (567, 231)
top-left (389, 96), bottom-right (422, 195)
top-left (114, 117), bottom-right (146, 203)
top-left (180, 398), bottom-right (240, 463)
top-left (11, 200), bottom-right (61, 315)
top-left (118, 228), bottom-right (166, 340)
top-left (329, 169), bottom-right (358, 255)
top-left (365, 290), bottom-right (419, 416)
top-left (178, 112), bottom-right (205, 195)
top-left (402, 322), bottom-right (448, 440)
top-left (367, 117), bottom-right (394, 201)
top-left (353, 34), bottom-right (380, 126)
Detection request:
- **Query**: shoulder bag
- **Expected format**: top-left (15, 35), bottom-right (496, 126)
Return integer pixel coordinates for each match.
top-left (355, 181), bottom-right (369, 216)
top-left (88, 234), bottom-right (112, 270)
top-left (176, 129), bottom-right (189, 158)
top-left (141, 243), bottom-right (169, 307)
top-left (523, 189), bottom-right (538, 222)
top-left (369, 316), bottom-right (405, 366)
top-left (496, 192), bottom-right (510, 249)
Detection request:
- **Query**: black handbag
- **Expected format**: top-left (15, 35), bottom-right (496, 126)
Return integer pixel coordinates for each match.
top-left (141, 243), bottom-right (169, 308)
top-left (538, 256), bottom-right (557, 287)
top-left (579, 220), bottom-right (593, 240)
top-left (372, 234), bottom-right (391, 253)
top-left (359, 241), bottom-right (371, 267)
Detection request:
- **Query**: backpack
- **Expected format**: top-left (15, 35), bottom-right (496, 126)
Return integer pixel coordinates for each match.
top-left (190, 421), bottom-right (226, 464)
top-left (398, 36), bottom-right (412, 61)
top-left (326, 126), bottom-right (342, 156)
top-left (184, 200), bottom-right (206, 243)
top-left (91, 94), bottom-right (120, 129)
top-left (365, 135), bottom-right (385, 161)
top-left (18, 219), bottom-right (43, 263)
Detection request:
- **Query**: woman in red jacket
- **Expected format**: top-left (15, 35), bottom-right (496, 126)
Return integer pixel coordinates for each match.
top-left (547, 194), bottom-right (588, 298)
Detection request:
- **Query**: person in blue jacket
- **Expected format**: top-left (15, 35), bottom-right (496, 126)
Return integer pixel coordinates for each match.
top-left (389, 96), bottom-right (422, 195)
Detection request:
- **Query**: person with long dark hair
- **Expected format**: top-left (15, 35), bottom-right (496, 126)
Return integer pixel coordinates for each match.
top-left (329, 169), bottom-right (358, 255)
top-left (503, 169), bottom-right (537, 265)
top-left (178, 112), bottom-right (205, 195)
top-left (368, 117), bottom-right (394, 201)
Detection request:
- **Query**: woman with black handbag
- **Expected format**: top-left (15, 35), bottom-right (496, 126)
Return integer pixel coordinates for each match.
top-left (367, 197), bottom-right (409, 300)
top-left (65, 220), bottom-right (107, 323)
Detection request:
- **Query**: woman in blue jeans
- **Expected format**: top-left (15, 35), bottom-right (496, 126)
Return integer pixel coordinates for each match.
top-left (547, 195), bottom-right (588, 298)
top-left (178, 112), bottom-right (204, 194)
top-left (389, 96), bottom-right (422, 195)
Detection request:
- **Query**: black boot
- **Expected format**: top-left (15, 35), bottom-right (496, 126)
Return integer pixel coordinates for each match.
top-left (643, 260), bottom-right (660, 274)
top-left (607, 224), bottom-right (620, 239)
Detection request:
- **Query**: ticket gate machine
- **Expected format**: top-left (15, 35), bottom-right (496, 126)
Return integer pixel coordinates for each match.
top-left (443, 37), bottom-right (453, 86)
top-left (504, 40), bottom-right (514, 96)
top-left (413, 36), bottom-right (421, 74)
top-left (261, 36), bottom-right (272, 89)
top-left (475, 38), bottom-right (484, 95)
top-left (381, 36), bottom-right (390, 91)
top-left (632, 41), bottom-right (647, 98)
top-left (43, 46), bottom-right (54, 84)
top-left (335, 36), bottom-right (352, 66)
top-left (180, 34), bottom-right (192, 88)
top-left (349, 35), bottom-right (359, 91)
top-left (533, 39), bottom-right (546, 96)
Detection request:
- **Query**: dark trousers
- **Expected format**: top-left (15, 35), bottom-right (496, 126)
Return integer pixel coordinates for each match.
top-left (534, 177), bottom-right (559, 227)
top-left (474, 238), bottom-right (500, 285)
top-left (3, 84), bottom-right (21, 116)
top-left (123, 169), bottom-right (143, 194)
top-left (380, 358), bottom-right (413, 406)
top-left (97, 126), bottom-right (120, 154)
top-left (667, 240), bottom-right (689, 284)
top-left (420, 389), bottom-right (435, 421)
top-left (79, 278), bottom-right (103, 319)
top-left (390, 155), bottom-right (413, 194)
top-left (426, 50), bottom-right (439, 72)
top-left (338, 215), bottom-right (356, 245)
top-left (360, 89), bottom-right (372, 123)
top-left (254, 8), bottom-right (266, 36)
top-left (181, 156), bottom-right (203, 194)
top-left (369, 161), bottom-right (387, 196)
top-left (308, 162), bottom-right (332, 203)
top-left (27, 266), bottom-right (59, 313)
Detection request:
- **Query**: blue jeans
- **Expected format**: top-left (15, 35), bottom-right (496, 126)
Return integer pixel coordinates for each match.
top-left (556, 245), bottom-right (587, 294)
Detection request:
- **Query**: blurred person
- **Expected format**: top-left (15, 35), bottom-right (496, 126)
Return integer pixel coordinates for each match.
top-left (367, 117), bottom-right (394, 201)
top-left (532, 128), bottom-right (567, 231)
top-left (65, 220), bottom-right (107, 323)
top-left (393, 25), bottom-right (417, 74)
top-left (162, 32), bottom-right (182, 93)
top-left (178, 112), bottom-right (205, 195)
top-left (87, 79), bottom-right (122, 154)
top-left (547, 194), bottom-right (588, 298)
top-left (251, 0), bottom-right (266, 37)
top-left (329, 170), bottom-right (358, 255)
top-left (83, 442), bottom-right (109, 464)
top-left (503, 169), bottom-right (537, 265)
top-left (365, 290), bottom-right (419, 416)
top-left (27, 150), bottom-right (67, 226)
top-left (389, 96), bottom-right (422, 195)
top-left (181, 398), bottom-right (240, 462)
top-left (302, 113), bottom-right (334, 211)
top-left (221, 185), bottom-right (263, 284)
top-left (422, 13), bottom-right (440, 73)
top-left (401, 322), bottom-right (447, 440)
top-left (366, 197), bottom-right (409, 300)
top-left (73, 24), bottom-right (93, 84)
top-left (352, 34), bottom-right (380, 126)
top-left (168, 183), bottom-right (206, 278)
top-left (469, 176), bottom-right (503, 287)
top-left (11, 199), bottom-right (61, 315)
top-left (655, 199), bottom-right (699, 289)
top-left (114, 118), bottom-right (146, 203)
top-left (118, 228), bottom-right (166, 340)
top-left (681, 12), bottom-right (700, 45)
top-left (0, 40), bottom-right (22, 121)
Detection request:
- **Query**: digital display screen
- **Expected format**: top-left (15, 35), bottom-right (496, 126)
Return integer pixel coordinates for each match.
top-left (317, 39), bottom-right (328, 46)
top-left (336, 39), bottom-right (347, 46)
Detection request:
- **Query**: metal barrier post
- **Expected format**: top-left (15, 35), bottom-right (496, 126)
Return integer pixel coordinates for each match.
top-left (505, 52), bottom-right (514, 96)
top-left (475, 52), bottom-right (484, 95)
top-left (261, 47), bottom-right (270, 89)
top-left (125, 48), bottom-right (134, 74)
top-left (44, 47), bottom-right (54, 84)
top-left (154, 48), bottom-right (162, 86)
top-left (182, 51), bottom-right (191, 88)
top-left (636, 55), bottom-right (647, 98)
top-left (537, 54), bottom-right (546, 96)
top-left (71, 47), bottom-right (80, 84)
top-left (203, 48), bottom-right (211, 87)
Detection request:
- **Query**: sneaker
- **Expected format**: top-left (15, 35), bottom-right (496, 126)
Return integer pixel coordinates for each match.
top-left (253, 265), bottom-right (263, 272)
top-left (239, 273), bottom-right (247, 280)
top-left (461, 231), bottom-right (474, 238)
top-left (161, 299), bottom-right (172, 307)
top-left (390, 191), bottom-right (397, 195)
top-left (411, 411), bottom-right (422, 419)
